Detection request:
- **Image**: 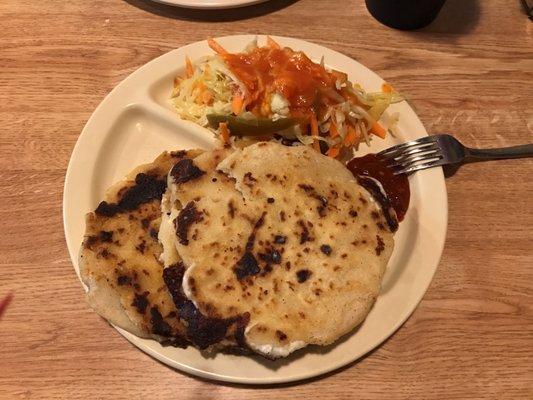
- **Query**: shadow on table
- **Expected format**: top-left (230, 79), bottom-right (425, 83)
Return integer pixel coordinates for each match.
top-left (442, 157), bottom-right (511, 178)
top-left (124, 0), bottom-right (299, 21)
top-left (443, 163), bottom-right (461, 178)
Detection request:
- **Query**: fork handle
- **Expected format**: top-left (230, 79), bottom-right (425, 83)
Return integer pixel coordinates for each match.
top-left (466, 144), bottom-right (533, 161)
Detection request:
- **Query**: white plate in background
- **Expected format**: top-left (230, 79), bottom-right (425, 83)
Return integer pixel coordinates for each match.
top-left (150, 0), bottom-right (269, 9)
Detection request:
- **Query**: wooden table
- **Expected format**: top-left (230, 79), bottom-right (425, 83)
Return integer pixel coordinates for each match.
top-left (1, 0), bottom-right (532, 398)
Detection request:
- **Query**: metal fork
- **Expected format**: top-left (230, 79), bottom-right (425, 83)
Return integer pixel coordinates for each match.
top-left (378, 134), bottom-right (533, 175)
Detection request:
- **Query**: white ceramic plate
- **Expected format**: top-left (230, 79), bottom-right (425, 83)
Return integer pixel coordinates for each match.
top-left (63, 35), bottom-right (447, 385)
top-left (150, 0), bottom-right (268, 9)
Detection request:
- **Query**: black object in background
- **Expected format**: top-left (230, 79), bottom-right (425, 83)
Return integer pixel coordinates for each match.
top-left (365, 0), bottom-right (447, 30)
top-left (521, 0), bottom-right (533, 20)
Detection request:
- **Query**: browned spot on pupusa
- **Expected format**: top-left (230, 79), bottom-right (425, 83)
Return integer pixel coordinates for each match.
top-left (258, 249), bottom-right (281, 264)
top-left (274, 235), bottom-right (286, 244)
top-left (298, 184), bottom-right (328, 217)
top-left (243, 172), bottom-right (257, 187)
top-left (297, 220), bottom-right (313, 244)
top-left (170, 150), bottom-right (188, 159)
top-left (296, 269), bottom-right (312, 283)
top-left (135, 240), bottom-right (147, 254)
top-left (170, 158), bottom-right (205, 184)
top-left (117, 275), bottom-right (131, 286)
top-left (235, 252), bottom-right (260, 280)
top-left (175, 202), bottom-right (204, 245)
top-left (141, 218), bottom-right (150, 229)
top-left (375, 235), bottom-right (385, 255)
top-left (320, 244), bottom-right (332, 255)
top-left (150, 306), bottom-right (172, 336)
top-left (234, 212), bottom-right (266, 280)
top-left (95, 173), bottom-right (166, 217)
top-left (131, 292), bottom-right (149, 314)
top-left (228, 200), bottom-right (235, 218)
top-left (99, 230), bottom-right (113, 242)
top-left (98, 248), bottom-right (110, 259)
top-left (85, 230), bottom-right (113, 249)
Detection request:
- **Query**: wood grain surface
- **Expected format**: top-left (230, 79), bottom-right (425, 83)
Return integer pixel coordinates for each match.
top-left (1, 0), bottom-right (532, 398)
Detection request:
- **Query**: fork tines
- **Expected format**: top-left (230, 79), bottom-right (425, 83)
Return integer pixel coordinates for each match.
top-left (378, 135), bottom-right (444, 175)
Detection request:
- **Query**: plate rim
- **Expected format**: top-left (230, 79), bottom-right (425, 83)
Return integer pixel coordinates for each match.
top-left (149, 0), bottom-right (269, 9)
top-left (63, 34), bottom-right (448, 385)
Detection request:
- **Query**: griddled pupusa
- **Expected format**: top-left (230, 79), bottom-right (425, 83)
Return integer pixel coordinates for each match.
top-left (80, 150), bottom-right (201, 345)
top-left (165, 142), bottom-right (396, 358)
top-left (159, 148), bottom-right (252, 351)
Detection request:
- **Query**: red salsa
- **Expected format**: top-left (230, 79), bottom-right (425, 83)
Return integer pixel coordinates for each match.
top-left (347, 153), bottom-right (410, 221)
top-left (221, 47), bottom-right (344, 117)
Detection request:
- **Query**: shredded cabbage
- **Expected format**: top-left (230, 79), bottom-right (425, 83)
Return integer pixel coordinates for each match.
top-left (171, 56), bottom-right (239, 127)
top-left (171, 40), bottom-right (406, 157)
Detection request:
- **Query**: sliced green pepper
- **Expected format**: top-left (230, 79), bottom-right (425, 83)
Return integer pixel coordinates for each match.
top-left (207, 114), bottom-right (301, 136)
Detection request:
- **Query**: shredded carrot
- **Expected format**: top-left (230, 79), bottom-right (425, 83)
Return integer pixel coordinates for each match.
top-left (219, 122), bottom-right (230, 144)
top-left (329, 122), bottom-right (339, 138)
top-left (381, 83), bottom-right (394, 93)
top-left (192, 80), bottom-right (213, 105)
top-left (267, 36), bottom-right (281, 49)
top-left (326, 145), bottom-right (340, 158)
top-left (344, 125), bottom-right (359, 146)
top-left (207, 38), bottom-right (228, 55)
top-left (185, 56), bottom-right (194, 78)
top-left (200, 89), bottom-right (213, 105)
top-left (194, 81), bottom-right (205, 104)
top-left (231, 94), bottom-right (244, 115)
top-left (370, 121), bottom-right (387, 139)
top-left (310, 114), bottom-right (320, 151)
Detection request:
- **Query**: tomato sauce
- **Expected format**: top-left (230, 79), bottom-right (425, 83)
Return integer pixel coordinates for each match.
top-left (221, 47), bottom-right (340, 117)
top-left (347, 153), bottom-right (410, 221)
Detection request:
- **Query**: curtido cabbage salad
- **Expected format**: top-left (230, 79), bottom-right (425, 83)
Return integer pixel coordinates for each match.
top-left (171, 37), bottom-right (405, 158)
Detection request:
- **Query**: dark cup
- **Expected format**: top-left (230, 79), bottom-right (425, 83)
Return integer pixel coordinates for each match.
top-left (365, 0), bottom-right (447, 30)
